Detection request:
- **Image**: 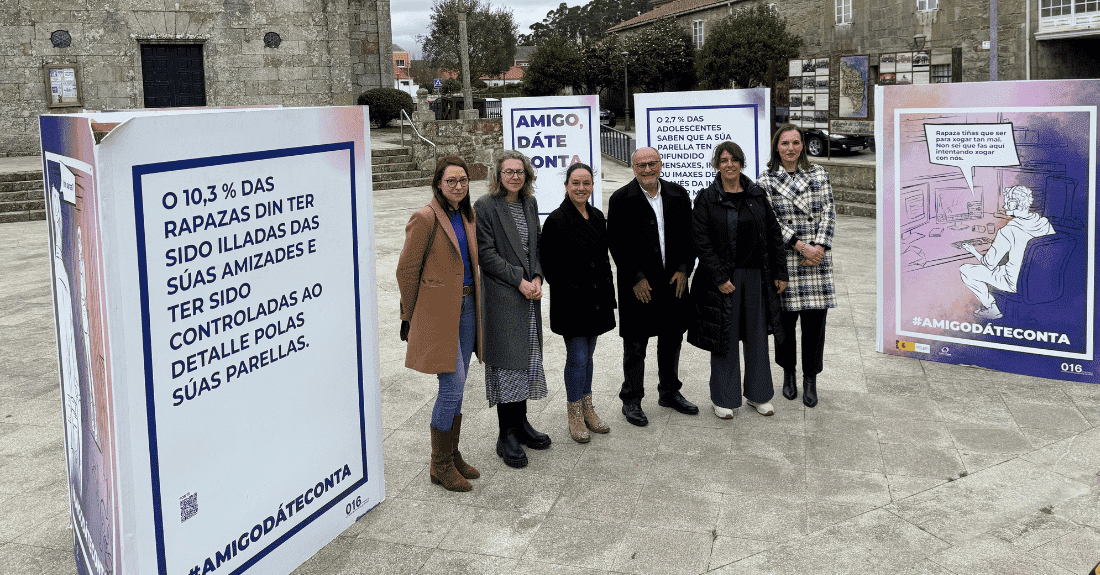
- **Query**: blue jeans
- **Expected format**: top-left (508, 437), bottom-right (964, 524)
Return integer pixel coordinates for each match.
top-left (563, 335), bottom-right (598, 403)
top-left (432, 292), bottom-right (476, 430)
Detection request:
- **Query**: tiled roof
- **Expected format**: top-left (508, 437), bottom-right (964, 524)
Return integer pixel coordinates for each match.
top-left (487, 65), bottom-right (526, 81)
top-left (439, 66), bottom-right (526, 81)
top-left (608, 0), bottom-right (733, 32)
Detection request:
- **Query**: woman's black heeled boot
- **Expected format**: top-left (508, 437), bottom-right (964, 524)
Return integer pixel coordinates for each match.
top-left (495, 403), bottom-right (528, 468)
top-left (803, 374), bottom-right (818, 408)
top-left (515, 400), bottom-right (551, 449)
top-left (782, 370), bottom-right (798, 400)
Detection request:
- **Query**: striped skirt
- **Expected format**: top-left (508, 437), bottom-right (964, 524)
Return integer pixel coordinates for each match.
top-left (485, 299), bottom-right (547, 406)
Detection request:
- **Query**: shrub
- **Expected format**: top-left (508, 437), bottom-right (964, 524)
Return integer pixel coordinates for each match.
top-left (441, 78), bottom-right (463, 94)
top-left (357, 88), bottom-right (414, 127)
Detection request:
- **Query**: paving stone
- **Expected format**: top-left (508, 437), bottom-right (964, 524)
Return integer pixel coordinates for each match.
top-left (438, 507), bottom-right (543, 558)
top-left (521, 515), bottom-right (628, 571)
top-left (891, 458), bottom-right (1092, 544)
top-left (610, 525), bottom-right (712, 575)
top-left (929, 536), bottom-right (1076, 575)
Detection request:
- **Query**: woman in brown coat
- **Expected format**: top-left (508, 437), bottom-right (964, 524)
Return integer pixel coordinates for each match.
top-left (396, 156), bottom-right (483, 492)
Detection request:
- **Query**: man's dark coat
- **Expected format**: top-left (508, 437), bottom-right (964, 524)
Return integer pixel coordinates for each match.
top-left (606, 178), bottom-right (695, 338)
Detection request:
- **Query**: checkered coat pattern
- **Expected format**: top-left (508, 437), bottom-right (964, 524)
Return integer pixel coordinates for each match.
top-left (758, 164), bottom-right (837, 311)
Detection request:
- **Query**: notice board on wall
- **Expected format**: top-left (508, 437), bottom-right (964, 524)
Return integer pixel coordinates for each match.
top-left (41, 106), bottom-right (385, 575)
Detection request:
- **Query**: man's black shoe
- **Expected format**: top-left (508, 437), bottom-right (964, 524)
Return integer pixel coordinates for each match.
top-left (621, 402), bottom-right (648, 426)
top-left (658, 393), bottom-right (699, 415)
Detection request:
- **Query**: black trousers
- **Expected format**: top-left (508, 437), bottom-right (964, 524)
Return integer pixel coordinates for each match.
top-left (775, 308), bottom-right (828, 376)
top-left (710, 268), bottom-right (773, 408)
top-left (619, 331), bottom-right (683, 403)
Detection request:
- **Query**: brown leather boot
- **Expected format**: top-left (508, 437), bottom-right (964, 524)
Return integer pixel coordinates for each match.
top-left (430, 425), bottom-right (471, 492)
top-left (581, 394), bottom-right (610, 433)
top-left (568, 400), bottom-right (590, 443)
top-left (450, 415), bottom-right (480, 479)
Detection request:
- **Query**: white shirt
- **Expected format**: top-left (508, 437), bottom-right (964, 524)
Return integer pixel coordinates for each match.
top-left (641, 180), bottom-right (665, 267)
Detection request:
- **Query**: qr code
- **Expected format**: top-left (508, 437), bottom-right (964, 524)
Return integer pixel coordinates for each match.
top-left (180, 492), bottom-right (198, 523)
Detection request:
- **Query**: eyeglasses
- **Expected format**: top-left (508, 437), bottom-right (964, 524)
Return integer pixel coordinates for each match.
top-left (501, 169), bottom-right (525, 177)
top-left (633, 161), bottom-right (660, 170)
top-left (442, 178), bottom-right (470, 187)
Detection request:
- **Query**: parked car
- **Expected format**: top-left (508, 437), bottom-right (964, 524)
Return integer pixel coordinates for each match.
top-left (599, 108), bottom-right (616, 128)
top-left (802, 128), bottom-right (870, 156)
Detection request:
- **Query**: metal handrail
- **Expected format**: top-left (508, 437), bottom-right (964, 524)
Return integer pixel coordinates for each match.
top-left (600, 124), bottom-right (634, 166)
top-left (400, 108), bottom-right (438, 168)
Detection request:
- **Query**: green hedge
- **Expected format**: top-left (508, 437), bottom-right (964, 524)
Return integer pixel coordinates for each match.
top-left (357, 88), bottom-right (414, 127)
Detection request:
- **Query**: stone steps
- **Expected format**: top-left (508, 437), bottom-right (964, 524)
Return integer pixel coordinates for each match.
top-left (374, 177), bottom-right (432, 191)
top-left (0, 171), bottom-right (45, 223)
top-left (813, 160), bottom-right (875, 218)
top-left (835, 200), bottom-right (875, 218)
top-left (371, 147), bottom-right (432, 190)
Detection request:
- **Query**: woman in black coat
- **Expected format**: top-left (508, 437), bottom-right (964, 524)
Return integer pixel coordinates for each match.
top-left (541, 163), bottom-right (616, 443)
top-left (687, 141), bottom-right (788, 419)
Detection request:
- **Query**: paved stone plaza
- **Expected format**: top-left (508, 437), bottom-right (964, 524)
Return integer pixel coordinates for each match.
top-left (1, 157), bottom-right (1099, 575)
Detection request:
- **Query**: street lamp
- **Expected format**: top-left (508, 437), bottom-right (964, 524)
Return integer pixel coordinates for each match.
top-left (621, 51), bottom-right (630, 132)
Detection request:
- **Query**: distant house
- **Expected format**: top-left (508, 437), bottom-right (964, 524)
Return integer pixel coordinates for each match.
top-left (483, 46), bottom-right (535, 87)
top-left (608, 0), bottom-right (735, 51)
top-left (513, 46), bottom-right (536, 68)
top-left (433, 47), bottom-right (536, 89)
top-left (392, 44), bottom-right (418, 96)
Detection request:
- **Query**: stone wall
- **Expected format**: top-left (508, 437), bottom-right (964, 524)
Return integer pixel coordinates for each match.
top-left (0, 0), bottom-right (391, 156)
top-left (411, 118), bottom-right (504, 180)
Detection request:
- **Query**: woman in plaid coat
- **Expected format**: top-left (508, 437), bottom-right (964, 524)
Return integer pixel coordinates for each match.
top-left (757, 124), bottom-right (837, 408)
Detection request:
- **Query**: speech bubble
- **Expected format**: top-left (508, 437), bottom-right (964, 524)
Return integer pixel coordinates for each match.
top-left (924, 123), bottom-right (1019, 193)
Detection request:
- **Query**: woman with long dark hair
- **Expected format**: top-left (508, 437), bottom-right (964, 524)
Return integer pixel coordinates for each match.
top-left (396, 156), bottom-right (482, 491)
top-left (540, 163), bottom-right (615, 443)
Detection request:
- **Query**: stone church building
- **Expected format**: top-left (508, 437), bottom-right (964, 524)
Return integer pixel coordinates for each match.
top-left (1, 0), bottom-right (393, 156)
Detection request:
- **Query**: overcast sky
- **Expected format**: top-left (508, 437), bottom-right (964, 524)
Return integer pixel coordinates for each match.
top-left (391, 0), bottom-right (566, 57)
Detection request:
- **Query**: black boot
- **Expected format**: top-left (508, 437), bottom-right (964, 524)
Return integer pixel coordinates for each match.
top-left (514, 400), bottom-right (551, 449)
top-left (495, 403), bottom-right (528, 468)
top-left (803, 374), bottom-right (818, 408)
top-left (782, 370), bottom-right (797, 400)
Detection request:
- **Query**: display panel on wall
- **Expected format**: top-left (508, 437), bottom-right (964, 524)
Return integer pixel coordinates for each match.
top-left (876, 80), bottom-right (1100, 383)
top-left (837, 55), bottom-right (870, 119)
top-left (43, 63), bottom-right (83, 108)
top-left (787, 58), bottom-right (830, 129)
top-left (878, 51), bottom-right (930, 85)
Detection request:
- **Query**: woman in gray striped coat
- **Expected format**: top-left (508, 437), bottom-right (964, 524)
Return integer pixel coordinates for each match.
top-left (757, 124), bottom-right (837, 407)
top-left (474, 150), bottom-right (551, 469)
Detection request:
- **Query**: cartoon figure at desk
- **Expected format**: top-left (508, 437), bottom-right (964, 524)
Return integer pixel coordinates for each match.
top-left (959, 185), bottom-right (1054, 321)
